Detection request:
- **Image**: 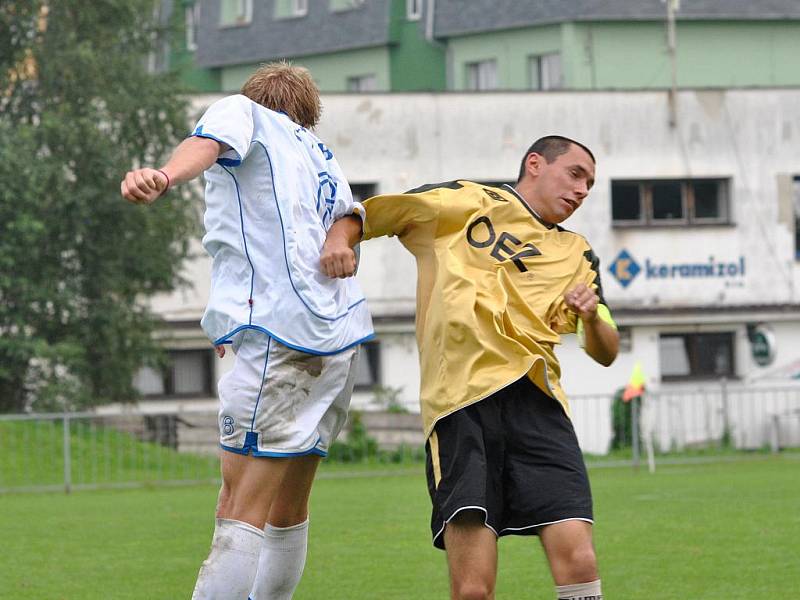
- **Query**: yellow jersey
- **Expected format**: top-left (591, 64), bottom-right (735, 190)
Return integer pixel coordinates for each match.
top-left (362, 180), bottom-right (615, 439)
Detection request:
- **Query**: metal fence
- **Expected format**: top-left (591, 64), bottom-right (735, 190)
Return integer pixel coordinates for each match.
top-left (2, 381), bottom-right (799, 494)
top-left (570, 381), bottom-right (800, 455)
top-left (0, 410), bottom-right (220, 494)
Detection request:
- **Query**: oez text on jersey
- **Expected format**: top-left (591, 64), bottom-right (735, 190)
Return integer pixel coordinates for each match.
top-left (466, 216), bottom-right (541, 273)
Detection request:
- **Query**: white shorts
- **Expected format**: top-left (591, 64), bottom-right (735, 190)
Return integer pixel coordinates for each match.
top-left (217, 330), bottom-right (359, 457)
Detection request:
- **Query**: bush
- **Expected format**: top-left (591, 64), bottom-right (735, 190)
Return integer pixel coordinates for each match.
top-left (327, 411), bottom-right (425, 464)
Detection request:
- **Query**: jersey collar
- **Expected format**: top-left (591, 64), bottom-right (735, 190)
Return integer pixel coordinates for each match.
top-left (502, 184), bottom-right (554, 229)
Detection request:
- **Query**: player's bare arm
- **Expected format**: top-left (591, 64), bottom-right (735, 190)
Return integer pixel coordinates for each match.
top-left (564, 283), bottom-right (619, 366)
top-left (320, 214), bottom-right (362, 279)
top-left (120, 136), bottom-right (222, 205)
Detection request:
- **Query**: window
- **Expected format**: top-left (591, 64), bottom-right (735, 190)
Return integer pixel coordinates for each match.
top-left (465, 60), bottom-right (497, 91)
top-left (292, 0), bottom-right (308, 16)
top-left (346, 74), bottom-right (377, 92)
top-left (331, 0), bottom-right (365, 11)
top-left (354, 341), bottom-right (381, 390)
top-left (274, 0), bottom-right (308, 18)
top-left (220, 0), bottom-right (252, 27)
top-left (133, 350), bottom-right (214, 397)
top-left (659, 333), bottom-right (735, 380)
top-left (794, 175), bottom-right (800, 260)
top-left (185, 2), bottom-right (200, 51)
top-left (407, 0), bottom-right (422, 20)
top-left (349, 183), bottom-right (377, 202)
top-left (611, 178), bottom-right (730, 227)
top-left (528, 53), bottom-right (562, 90)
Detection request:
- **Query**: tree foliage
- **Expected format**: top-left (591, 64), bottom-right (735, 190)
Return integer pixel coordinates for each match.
top-left (0, 1), bottom-right (198, 412)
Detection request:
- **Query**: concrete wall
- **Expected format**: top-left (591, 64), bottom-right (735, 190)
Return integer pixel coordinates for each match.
top-left (145, 88), bottom-right (800, 448)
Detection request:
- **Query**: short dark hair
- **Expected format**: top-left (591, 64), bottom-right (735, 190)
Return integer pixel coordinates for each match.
top-left (516, 135), bottom-right (596, 182)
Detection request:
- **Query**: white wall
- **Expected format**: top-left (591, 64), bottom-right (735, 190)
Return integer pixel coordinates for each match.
top-left (146, 89), bottom-right (800, 447)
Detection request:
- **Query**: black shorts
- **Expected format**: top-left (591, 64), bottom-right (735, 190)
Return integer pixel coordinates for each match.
top-left (425, 375), bottom-right (593, 550)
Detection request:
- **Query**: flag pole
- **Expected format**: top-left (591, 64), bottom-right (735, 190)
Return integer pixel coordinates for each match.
top-left (631, 395), bottom-right (640, 471)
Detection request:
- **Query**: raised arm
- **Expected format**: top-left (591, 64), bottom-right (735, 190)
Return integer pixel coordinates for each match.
top-left (564, 283), bottom-right (619, 366)
top-left (120, 136), bottom-right (222, 205)
top-left (320, 215), bottom-right (363, 279)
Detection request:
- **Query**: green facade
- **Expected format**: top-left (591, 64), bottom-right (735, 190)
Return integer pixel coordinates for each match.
top-left (447, 20), bottom-right (800, 91)
top-left (219, 47), bottom-right (392, 92)
top-left (388, 0), bottom-right (446, 91)
top-left (448, 25), bottom-right (561, 90)
top-left (168, 1), bottom-right (221, 93)
top-left (171, 9), bottom-right (800, 93)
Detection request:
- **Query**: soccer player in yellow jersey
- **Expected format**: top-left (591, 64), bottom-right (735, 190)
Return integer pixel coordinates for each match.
top-left (322, 136), bottom-right (618, 600)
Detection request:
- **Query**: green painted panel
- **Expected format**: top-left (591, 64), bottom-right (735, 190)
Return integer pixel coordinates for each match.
top-left (448, 20), bottom-right (800, 90)
top-left (166, 3), bottom-right (221, 92)
top-left (219, 47), bottom-right (391, 92)
top-left (569, 21), bottom-right (800, 89)
top-left (448, 25), bottom-right (561, 90)
top-left (388, 0), bottom-right (445, 91)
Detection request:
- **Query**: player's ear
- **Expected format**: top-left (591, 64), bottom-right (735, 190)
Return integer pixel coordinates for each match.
top-left (525, 152), bottom-right (543, 178)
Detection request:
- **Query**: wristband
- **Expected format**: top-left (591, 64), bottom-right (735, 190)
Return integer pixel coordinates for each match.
top-left (156, 169), bottom-right (171, 196)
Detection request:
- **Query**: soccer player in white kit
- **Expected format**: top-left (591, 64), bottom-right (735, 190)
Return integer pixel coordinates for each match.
top-left (121, 62), bottom-right (373, 600)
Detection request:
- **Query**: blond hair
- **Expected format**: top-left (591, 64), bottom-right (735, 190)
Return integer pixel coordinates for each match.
top-left (240, 61), bottom-right (321, 128)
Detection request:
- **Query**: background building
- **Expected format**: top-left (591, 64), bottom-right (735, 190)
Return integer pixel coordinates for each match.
top-left (165, 0), bottom-right (800, 93)
top-left (138, 1), bottom-right (800, 453)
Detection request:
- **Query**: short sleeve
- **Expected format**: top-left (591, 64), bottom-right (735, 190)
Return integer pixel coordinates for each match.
top-left (361, 190), bottom-right (441, 240)
top-left (190, 95), bottom-right (254, 167)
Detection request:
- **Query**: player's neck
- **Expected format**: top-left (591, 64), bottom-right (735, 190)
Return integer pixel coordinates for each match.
top-left (509, 182), bottom-right (552, 227)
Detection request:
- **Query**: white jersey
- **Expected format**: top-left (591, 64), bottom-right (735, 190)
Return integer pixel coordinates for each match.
top-left (191, 94), bottom-right (373, 354)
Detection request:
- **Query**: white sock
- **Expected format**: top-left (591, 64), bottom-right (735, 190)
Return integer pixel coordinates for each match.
top-left (557, 579), bottom-right (603, 600)
top-left (192, 518), bottom-right (264, 600)
top-left (249, 519), bottom-right (310, 600)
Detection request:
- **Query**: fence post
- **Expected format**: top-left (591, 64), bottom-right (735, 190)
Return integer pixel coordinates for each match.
top-left (63, 412), bottom-right (72, 494)
top-left (769, 414), bottom-right (780, 453)
top-left (720, 377), bottom-right (730, 447)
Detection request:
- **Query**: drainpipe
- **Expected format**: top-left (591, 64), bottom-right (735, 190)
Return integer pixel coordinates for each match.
top-left (425, 0), bottom-right (436, 42)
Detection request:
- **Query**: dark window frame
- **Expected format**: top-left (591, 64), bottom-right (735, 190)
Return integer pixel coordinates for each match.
top-left (137, 349), bottom-right (215, 399)
top-left (354, 340), bottom-right (381, 392)
top-left (611, 178), bottom-right (731, 228)
top-left (659, 332), bottom-right (736, 382)
top-left (349, 182), bottom-right (378, 202)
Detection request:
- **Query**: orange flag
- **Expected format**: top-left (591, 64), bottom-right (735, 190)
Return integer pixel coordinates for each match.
top-left (622, 361), bottom-right (646, 402)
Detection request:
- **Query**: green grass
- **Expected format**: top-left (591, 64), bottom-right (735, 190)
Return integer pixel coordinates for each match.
top-left (1, 455), bottom-right (798, 599)
top-left (0, 419), bottom-right (219, 490)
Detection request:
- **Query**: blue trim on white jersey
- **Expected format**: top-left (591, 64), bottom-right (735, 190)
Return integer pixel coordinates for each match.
top-left (250, 336), bottom-right (271, 432)
top-left (221, 165), bottom-right (255, 324)
top-left (190, 131), bottom-right (243, 166)
top-left (213, 324), bottom-right (374, 356)
top-left (189, 130), bottom-right (243, 166)
top-left (253, 140), bottom-right (361, 323)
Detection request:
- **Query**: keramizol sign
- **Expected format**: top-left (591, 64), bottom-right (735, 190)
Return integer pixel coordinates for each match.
top-left (608, 249), bottom-right (746, 289)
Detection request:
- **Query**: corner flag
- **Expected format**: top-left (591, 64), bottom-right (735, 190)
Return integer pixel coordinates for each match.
top-left (622, 361), bottom-right (646, 402)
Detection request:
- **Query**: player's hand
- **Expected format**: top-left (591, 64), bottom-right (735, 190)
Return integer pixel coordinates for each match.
top-left (320, 239), bottom-right (357, 278)
top-left (120, 168), bottom-right (168, 205)
top-left (214, 345), bottom-right (225, 358)
top-left (564, 283), bottom-right (599, 321)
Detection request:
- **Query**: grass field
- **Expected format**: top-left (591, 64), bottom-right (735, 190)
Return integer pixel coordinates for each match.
top-left (1, 454), bottom-right (798, 599)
